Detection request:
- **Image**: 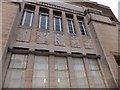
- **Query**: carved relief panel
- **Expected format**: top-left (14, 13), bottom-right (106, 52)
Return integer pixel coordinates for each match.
top-left (70, 35), bottom-right (80, 48)
top-left (16, 27), bottom-right (31, 42)
top-left (36, 30), bottom-right (49, 45)
top-left (54, 33), bottom-right (65, 46)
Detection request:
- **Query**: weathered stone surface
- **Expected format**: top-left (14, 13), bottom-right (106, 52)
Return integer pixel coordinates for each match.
top-left (83, 38), bottom-right (93, 49)
top-left (70, 35), bottom-right (80, 48)
top-left (16, 27), bottom-right (31, 42)
top-left (55, 33), bottom-right (65, 46)
top-left (36, 30), bottom-right (49, 44)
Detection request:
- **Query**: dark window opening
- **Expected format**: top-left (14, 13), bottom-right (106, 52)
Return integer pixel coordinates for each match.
top-left (53, 11), bottom-right (62, 32)
top-left (114, 55), bottom-right (120, 66)
top-left (20, 4), bottom-right (35, 27)
top-left (38, 7), bottom-right (49, 30)
top-left (66, 13), bottom-right (75, 34)
top-left (77, 16), bottom-right (87, 36)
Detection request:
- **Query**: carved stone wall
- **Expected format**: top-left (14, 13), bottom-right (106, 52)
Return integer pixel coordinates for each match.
top-left (16, 27), bottom-right (31, 42)
top-left (36, 30), bottom-right (49, 44)
top-left (83, 38), bottom-right (93, 49)
top-left (70, 35), bottom-right (80, 48)
top-left (54, 33), bottom-right (65, 46)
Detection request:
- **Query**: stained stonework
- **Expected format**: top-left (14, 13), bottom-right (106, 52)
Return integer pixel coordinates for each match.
top-left (54, 33), bottom-right (65, 46)
top-left (16, 27), bottom-right (31, 42)
top-left (83, 38), bottom-right (93, 49)
top-left (36, 30), bottom-right (49, 44)
top-left (70, 35), bottom-right (80, 48)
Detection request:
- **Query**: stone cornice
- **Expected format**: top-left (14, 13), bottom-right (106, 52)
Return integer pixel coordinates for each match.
top-left (8, 47), bottom-right (100, 59)
top-left (28, 2), bottom-right (84, 15)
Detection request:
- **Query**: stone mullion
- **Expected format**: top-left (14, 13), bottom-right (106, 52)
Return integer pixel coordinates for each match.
top-left (83, 57), bottom-right (95, 88)
top-left (24, 54), bottom-right (35, 88)
top-left (73, 14), bottom-right (84, 48)
top-left (61, 11), bottom-right (71, 53)
top-left (49, 8), bottom-right (54, 52)
top-left (67, 56), bottom-right (77, 88)
top-left (49, 55), bottom-right (56, 88)
top-left (30, 5), bottom-right (39, 44)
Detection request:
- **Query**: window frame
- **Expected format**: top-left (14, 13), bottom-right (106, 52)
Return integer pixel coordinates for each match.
top-left (38, 13), bottom-right (48, 30)
top-left (67, 18), bottom-right (75, 34)
top-left (78, 20), bottom-right (87, 36)
top-left (21, 9), bottom-right (34, 27)
top-left (54, 15), bottom-right (62, 32)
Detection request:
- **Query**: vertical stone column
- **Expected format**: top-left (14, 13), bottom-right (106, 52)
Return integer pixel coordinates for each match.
top-left (49, 55), bottom-right (56, 88)
top-left (67, 56), bottom-right (77, 88)
top-left (24, 54), bottom-right (34, 88)
top-left (83, 58), bottom-right (94, 88)
top-left (30, 5), bottom-right (39, 47)
top-left (49, 9), bottom-right (54, 52)
top-left (2, 52), bottom-right (12, 85)
top-left (62, 11), bottom-right (71, 52)
top-left (73, 14), bottom-right (84, 48)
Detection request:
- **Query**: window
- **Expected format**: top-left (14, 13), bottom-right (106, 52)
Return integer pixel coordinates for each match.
top-left (53, 11), bottom-right (62, 32)
top-left (73, 58), bottom-right (89, 88)
top-left (114, 55), bottom-right (120, 66)
top-left (4, 54), bottom-right (28, 88)
top-left (55, 57), bottom-right (70, 88)
top-left (66, 14), bottom-right (75, 34)
top-left (21, 4), bottom-right (35, 27)
top-left (77, 16), bottom-right (87, 35)
top-left (89, 59), bottom-right (105, 88)
top-left (38, 7), bottom-right (49, 30)
top-left (32, 56), bottom-right (48, 88)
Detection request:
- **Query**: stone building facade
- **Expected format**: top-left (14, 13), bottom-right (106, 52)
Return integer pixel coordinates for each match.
top-left (1, 1), bottom-right (120, 89)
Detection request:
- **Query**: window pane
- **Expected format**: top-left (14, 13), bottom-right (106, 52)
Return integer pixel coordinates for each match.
top-left (39, 14), bottom-right (48, 29)
top-left (9, 54), bottom-right (27, 69)
top-left (55, 57), bottom-right (70, 88)
top-left (89, 59), bottom-right (105, 88)
top-left (22, 11), bottom-right (33, 27)
top-left (32, 56), bottom-right (48, 88)
top-left (67, 20), bottom-right (74, 33)
top-left (4, 69), bottom-right (25, 88)
top-left (55, 57), bottom-right (67, 70)
top-left (32, 77), bottom-right (48, 88)
top-left (73, 58), bottom-right (89, 88)
top-left (54, 17), bottom-right (61, 32)
top-left (79, 22), bottom-right (86, 35)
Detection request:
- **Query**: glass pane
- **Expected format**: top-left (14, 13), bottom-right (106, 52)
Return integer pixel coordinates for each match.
top-left (24, 11), bottom-right (33, 27)
top-left (56, 71), bottom-right (69, 78)
top-left (55, 58), bottom-right (67, 70)
top-left (9, 54), bottom-right (27, 69)
top-left (55, 57), bottom-right (70, 88)
top-left (32, 77), bottom-right (48, 88)
top-left (32, 56), bottom-right (48, 88)
top-left (73, 58), bottom-right (89, 88)
top-left (33, 70), bottom-right (48, 78)
top-left (40, 14), bottom-right (47, 29)
top-left (89, 59), bottom-right (99, 70)
top-left (56, 77), bottom-right (70, 88)
top-left (4, 69), bottom-right (25, 88)
top-left (34, 56), bottom-right (48, 70)
top-left (54, 17), bottom-right (61, 31)
top-left (68, 20), bottom-right (74, 33)
top-left (79, 22), bottom-right (85, 35)
top-left (89, 59), bottom-right (105, 88)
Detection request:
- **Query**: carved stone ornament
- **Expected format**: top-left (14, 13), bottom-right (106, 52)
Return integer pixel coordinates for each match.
top-left (55, 33), bottom-right (65, 46)
top-left (70, 35), bottom-right (80, 48)
top-left (16, 28), bottom-right (31, 42)
top-left (36, 31), bottom-right (49, 45)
